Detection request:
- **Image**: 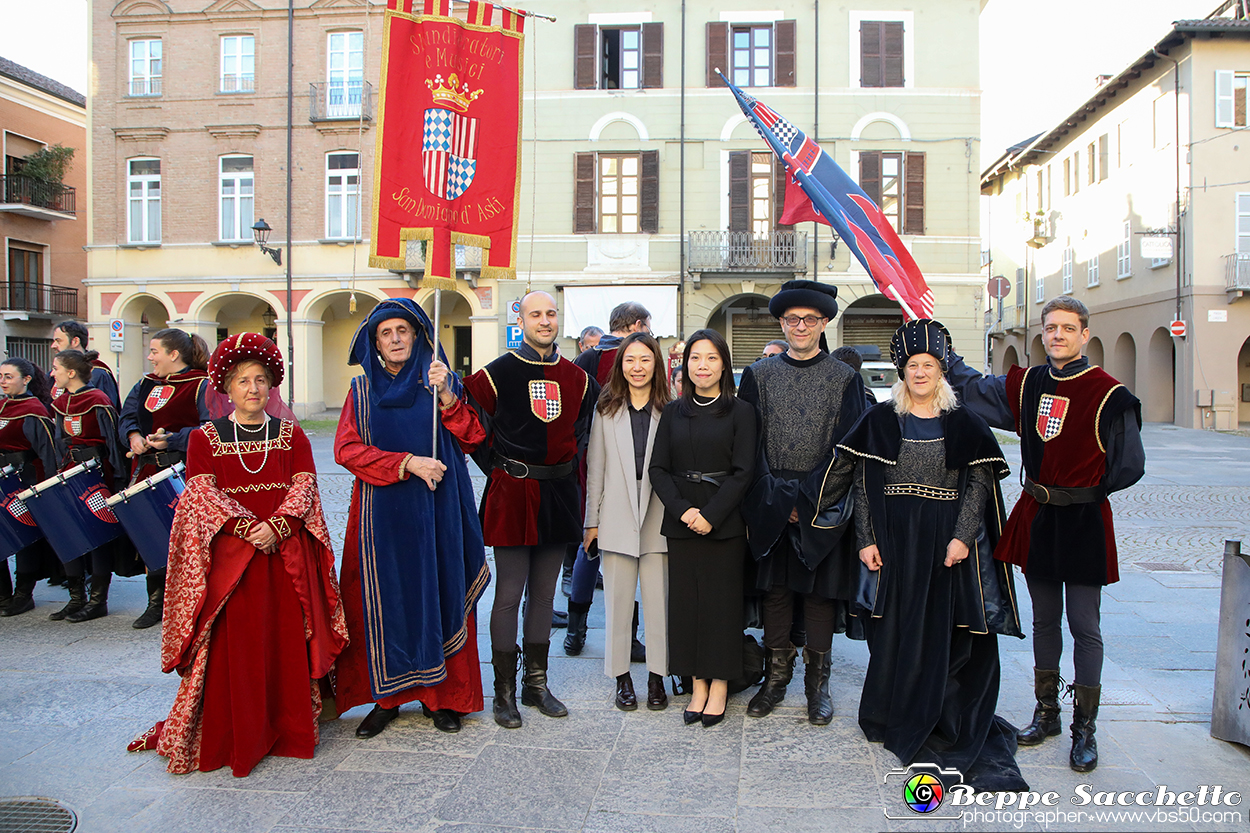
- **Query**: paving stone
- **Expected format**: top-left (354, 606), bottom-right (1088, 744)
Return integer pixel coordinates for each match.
top-left (278, 770), bottom-right (459, 832)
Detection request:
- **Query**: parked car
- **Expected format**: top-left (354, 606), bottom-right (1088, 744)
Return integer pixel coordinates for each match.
top-left (861, 361), bottom-right (898, 404)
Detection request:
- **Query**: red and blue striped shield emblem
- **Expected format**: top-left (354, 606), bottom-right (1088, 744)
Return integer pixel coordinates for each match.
top-left (423, 108), bottom-right (478, 200)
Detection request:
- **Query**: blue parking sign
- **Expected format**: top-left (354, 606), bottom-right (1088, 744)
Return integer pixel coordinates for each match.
top-left (506, 325), bottom-right (523, 349)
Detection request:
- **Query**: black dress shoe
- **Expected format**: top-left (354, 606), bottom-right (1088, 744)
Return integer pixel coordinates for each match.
top-left (646, 672), bottom-right (668, 710)
top-left (701, 709), bottom-right (726, 728)
top-left (551, 609), bottom-right (569, 629)
top-left (615, 673), bottom-right (638, 711)
top-left (355, 705), bottom-right (399, 738)
top-left (682, 709), bottom-right (703, 725)
top-left (422, 704), bottom-right (462, 733)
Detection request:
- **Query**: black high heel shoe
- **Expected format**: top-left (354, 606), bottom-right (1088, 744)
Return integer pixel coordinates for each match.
top-left (701, 709), bottom-right (725, 728)
top-left (683, 708), bottom-right (703, 725)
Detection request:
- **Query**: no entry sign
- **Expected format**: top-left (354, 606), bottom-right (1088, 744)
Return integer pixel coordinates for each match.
top-left (1170, 319), bottom-right (1186, 338)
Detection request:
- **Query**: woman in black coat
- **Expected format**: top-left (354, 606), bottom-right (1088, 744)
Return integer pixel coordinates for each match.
top-left (649, 329), bottom-right (755, 727)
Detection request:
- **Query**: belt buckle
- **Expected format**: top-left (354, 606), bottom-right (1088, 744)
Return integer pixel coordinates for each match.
top-left (1034, 484), bottom-right (1051, 505)
top-left (684, 471), bottom-right (701, 483)
top-left (508, 459), bottom-right (530, 479)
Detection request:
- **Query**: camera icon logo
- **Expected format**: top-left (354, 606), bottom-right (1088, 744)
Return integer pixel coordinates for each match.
top-left (882, 763), bottom-right (965, 821)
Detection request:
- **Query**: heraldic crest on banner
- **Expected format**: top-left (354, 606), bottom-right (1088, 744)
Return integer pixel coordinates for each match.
top-left (371, 0), bottom-right (525, 288)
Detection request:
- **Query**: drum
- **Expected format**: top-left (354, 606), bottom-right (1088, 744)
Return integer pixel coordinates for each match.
top-left (105, 463), bottom-right (185, 570)
top-left (17, 459), bottom-right (123, 563)
top-left (0, 464), bottom-right (44, 558)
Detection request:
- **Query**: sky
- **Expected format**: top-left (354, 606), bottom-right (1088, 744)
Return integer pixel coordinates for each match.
top-left (0, 0), bottom-right (1227, 169)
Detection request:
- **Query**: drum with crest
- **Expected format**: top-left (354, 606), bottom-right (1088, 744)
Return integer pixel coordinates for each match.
top-left (105, 463), bottom-right (185, 570)
top-left (0, 464), bottom-right (45, 558)
top-left (17, 459), bottom-right (123, 563)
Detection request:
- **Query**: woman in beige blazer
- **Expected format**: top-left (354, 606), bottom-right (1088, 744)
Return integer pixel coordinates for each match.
top-left (584, 332), bottom-right (671, 711)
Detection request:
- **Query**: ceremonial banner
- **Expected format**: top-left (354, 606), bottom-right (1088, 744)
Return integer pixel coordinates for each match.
top-left (371, 0), bottom-right (524, 288)
top-left (719, 72), bottom-right (934, 320)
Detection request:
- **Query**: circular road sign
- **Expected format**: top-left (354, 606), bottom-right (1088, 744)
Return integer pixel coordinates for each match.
top-left (1170, 319), bottom-right (1186, 338)
top-left (987, 275), bottom-right (1011, 300)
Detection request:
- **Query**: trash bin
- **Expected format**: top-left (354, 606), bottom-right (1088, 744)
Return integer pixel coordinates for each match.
top-left (1211, 539), bottom-right (1250, 746)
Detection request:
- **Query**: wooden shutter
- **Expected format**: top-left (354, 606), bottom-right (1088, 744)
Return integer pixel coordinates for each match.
top-left (774, 20), bottom-right (796, 87)
top-left (860, 22), bottom-right (882, 87)
top-left (728, 150), bottom-right (750, 231)
top-left (574, 152), bottom-right (596, 233)
top-left (574, 25), bottom-right (597, 90)
top-left (773, 157), bottom-right (793, 230)
top-left (639, 150), bottom-right (660, 233)
top-left (642, 22), bottom-right (663, 89)
top-left (1216, 69), bottom-right (1236, 127)
top-left (859, 152), bottom-right (881, 205)
top-left (883, 22), bottom-right (904, 87)
top-left (706, 22), bottom-right (728, 87)
top-left (904, 152), bottom-right (925, 235)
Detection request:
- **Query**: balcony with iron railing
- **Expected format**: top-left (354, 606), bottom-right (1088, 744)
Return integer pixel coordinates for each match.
top-left (1226, 253), bottom-right (1250, 297)
top-left (220, 74), bottom-right (255, 94)
top-left (0, 174), bottom-right (76, 219)
top-left (986, 304), bottom-right (1027, 334)
top-left (686, 230), bottom-right (808, 273)
top-left (401, 241), bottom-right (484, 272)
top-left (0, 283), bottom-right (79, 318)
top-left (129, 77), bottom-right (162, 97)
top-left (310, 81), bottom-right (373, 122)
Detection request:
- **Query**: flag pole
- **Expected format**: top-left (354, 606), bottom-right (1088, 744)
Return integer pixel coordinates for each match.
top-left (431, 286), bottom-right (442, 462)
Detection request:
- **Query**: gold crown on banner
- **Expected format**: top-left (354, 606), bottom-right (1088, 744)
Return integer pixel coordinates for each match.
top-left (425, 73), bottom-right (484, 112)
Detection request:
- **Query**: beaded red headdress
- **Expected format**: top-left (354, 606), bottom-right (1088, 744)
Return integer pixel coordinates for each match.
top-left (208, 332), bottom-right (286, 393)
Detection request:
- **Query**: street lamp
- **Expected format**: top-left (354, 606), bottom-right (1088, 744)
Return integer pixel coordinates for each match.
top-left (251, 219), bottom-right (283, 266)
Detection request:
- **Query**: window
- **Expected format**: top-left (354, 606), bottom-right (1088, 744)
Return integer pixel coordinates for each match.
top-left (7, 245), bottom-right (41, 286)
top-left (1071, 152), bottom-right (1080, 194)
top-left (1086, 142), bottom-right (1096, 185)
top-left (728, 151), bottom-right (789, 233)
top-left (327, 31), bottom-right (364, 118)
top-left (220, 35), bottom-right (254, 93)
top-left (1035, 170), bottom-right (1044, 212)
top-left (326, 152), bottom-right (359, 240)
top-left (129, 39), bottom-right (161, 96)
top-left (574, 24), bottom-right (663, 90)
top-left (1238, 193), bottom-right (1250, 254)
top-left (1087, 253), bottom-right (1100, 287)
top-left (749, 152), bottom-right (775, 235)
top-left (219, 155), bottom-right (254, 242)
top-left (1062, 246), bottom-right (1074, 293)
top-left (1035, 271), bottom-right (1045, 303)
top-left (573, 151), bottom-right (659, 234)
top-left (859, 21), bottom-right (904, 87)
top-left (1098, 134), bottom-right (1109, 182)
top-left (1216, 71), bottom-right (1249, 128)
top-left (706, 21), bottom-right (795, 88)
top-left (127, 158), bottom-right (161, 244)
top-left (1154, 94), bottom-right (1174, 149)
top-left (1063, 157), bottom-right (1071, 197)
top-left (859, 151), bottom-right (925, 235)
top-left (1117, 221), bottom-right (1132, 278)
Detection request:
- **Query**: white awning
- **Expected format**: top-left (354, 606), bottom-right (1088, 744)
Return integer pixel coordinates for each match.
top-left (560, 285), bottom-right (679, 339)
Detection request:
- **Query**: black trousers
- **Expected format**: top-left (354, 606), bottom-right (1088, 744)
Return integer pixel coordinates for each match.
top-left (1025, 574), bottom-right (1103, 686)
top-left (762, 585), bottom-right (836, 653)
top-left (491, 544), bottom-right (565, 649)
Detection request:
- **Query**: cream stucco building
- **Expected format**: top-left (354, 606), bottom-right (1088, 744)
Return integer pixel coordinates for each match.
top-left (89, 0), bottom-right (988, 416)
top-left (981, 3), bottom-right (1250, 429)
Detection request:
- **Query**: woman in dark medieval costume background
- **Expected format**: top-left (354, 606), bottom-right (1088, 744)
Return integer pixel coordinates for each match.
top-left (0, 358), bottom-right (59, 616)
top-left (830, 319), bottom-right (1028, 792)
top-left (118, 328), bottom-right (212, 629)
top-left (128, 333), bottom-right (347, 776)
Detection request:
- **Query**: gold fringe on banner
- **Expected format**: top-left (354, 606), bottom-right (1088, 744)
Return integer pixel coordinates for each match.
top-left (421, 274), bottom-right (457, 292)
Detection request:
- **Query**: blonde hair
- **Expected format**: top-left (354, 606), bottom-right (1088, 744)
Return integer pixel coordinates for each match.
top-left (892, 374), bottom-right (959, 416)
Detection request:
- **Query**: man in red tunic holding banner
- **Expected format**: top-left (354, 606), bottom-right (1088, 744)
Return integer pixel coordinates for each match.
top-left (946, 296), bottom-right (1144, 773)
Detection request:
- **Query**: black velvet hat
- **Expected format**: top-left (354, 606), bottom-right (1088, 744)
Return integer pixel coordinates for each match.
top-left (889, 318), bottom-right (954, 371)
top-left (768, 279), bottom-right (839, 320)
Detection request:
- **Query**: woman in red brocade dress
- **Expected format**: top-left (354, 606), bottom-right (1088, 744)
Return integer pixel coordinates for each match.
top-left (49, 349), bottom-right (129, 623)
top-left (127, 333), bottom-right (348, 777)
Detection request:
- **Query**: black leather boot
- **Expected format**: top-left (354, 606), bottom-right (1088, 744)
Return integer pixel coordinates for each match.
top-left (2, 572), bottom-right (36, 616)
top-left (67, 573), bottom-right (110, 623)
top-left (492, 646), bottom-right (522, 729)
top-left (563, 600), bottom-right (590, 656)
top-left (630, 602), bottom-right (646, 663)
top-left (132, 569), bottom-right (166, 630)
top-left (803, 647), bottom-right (833, 725)
top-left (747, 646), bottom-right (797, 717)
top-left (49, 576), bottom-right (86, 621)
top-left (1069, 683), bottom-right (1100, 772)
top-left (521, 641), bottom-right (568, 717)
top-left (1017, 668), bottom-right (1063, 745)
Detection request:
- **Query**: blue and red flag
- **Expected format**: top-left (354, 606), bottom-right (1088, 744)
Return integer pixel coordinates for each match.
top-left (719, 72), bottom-right (934, 320)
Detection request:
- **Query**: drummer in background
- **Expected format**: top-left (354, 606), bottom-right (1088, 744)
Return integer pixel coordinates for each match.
top-left (49, 350), bottom-right (128, 623)
top-left (127, 333), bottom-right (347, 777)
top-left (0, 358), bottom-right (58, 617)
top-left (50, 320), bottom-right (119, 407)
top-left (118, 328), bottom-right (211, 630)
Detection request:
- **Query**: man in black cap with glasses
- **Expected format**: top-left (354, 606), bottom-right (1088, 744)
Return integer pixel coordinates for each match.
top-left (737, 279), bottom-right (866, 726)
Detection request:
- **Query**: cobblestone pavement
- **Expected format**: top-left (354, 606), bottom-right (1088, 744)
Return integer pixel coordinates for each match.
top-left (1, 424), bottom-right (1248, 833)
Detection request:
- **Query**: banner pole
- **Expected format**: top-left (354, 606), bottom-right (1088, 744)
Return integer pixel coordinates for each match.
top-left (431, 286), bottom-right (442, 463)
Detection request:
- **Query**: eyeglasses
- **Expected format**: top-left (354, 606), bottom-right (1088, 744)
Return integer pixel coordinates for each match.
top-left (780, 315), bottom-right (825, 329)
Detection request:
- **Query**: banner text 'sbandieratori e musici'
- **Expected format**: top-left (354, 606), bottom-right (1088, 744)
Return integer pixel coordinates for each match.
top-left (370, 0), bottom-right (524, 288)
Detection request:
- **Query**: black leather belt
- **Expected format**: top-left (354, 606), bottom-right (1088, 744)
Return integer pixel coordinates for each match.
top-left (492, 453), bottom-right (574, 481)
top-left (70, 446), bottom-right (104, 465)
top-left (1023, 478), bottom-right (1105, 507)
top-left (681, 470), bottom-right (729, 486)
top-left (134, 450), bottom-right (185, 470)
top-left (0, 450), bottom-right (34, 468)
